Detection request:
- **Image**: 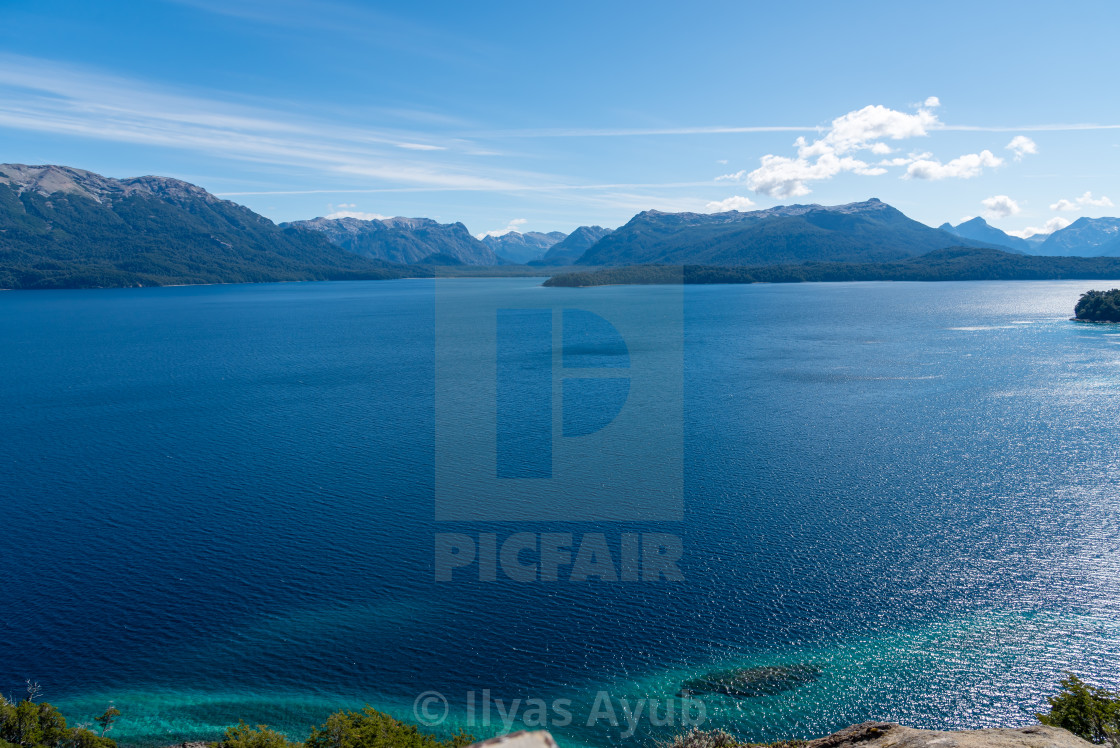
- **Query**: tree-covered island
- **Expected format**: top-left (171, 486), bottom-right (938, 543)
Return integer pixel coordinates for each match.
top-left (1074, 289), bottom-right (1120, 322)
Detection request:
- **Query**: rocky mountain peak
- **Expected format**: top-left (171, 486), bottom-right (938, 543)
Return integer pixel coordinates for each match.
top-left (0, 163), bottom-right (224, 206)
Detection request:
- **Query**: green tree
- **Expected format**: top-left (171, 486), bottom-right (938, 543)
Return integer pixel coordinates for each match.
top-left (305, 708), bottom-right (473, 748)
top-left (1038, 674), bottom-right (1120, 745)
top-left (220, 721), bottom-right (300, 748)
top-left (0, 700), bottom-right (114, 748)
top-left (92, 710), bottom-right (119, 739)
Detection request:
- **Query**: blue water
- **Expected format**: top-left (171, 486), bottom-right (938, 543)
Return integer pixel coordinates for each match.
top-left (2, 279), bottom-right (1119, 747)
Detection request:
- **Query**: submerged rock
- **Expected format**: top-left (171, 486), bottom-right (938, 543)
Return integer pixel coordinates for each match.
top-left (679, 664), bottom-right (822, 698)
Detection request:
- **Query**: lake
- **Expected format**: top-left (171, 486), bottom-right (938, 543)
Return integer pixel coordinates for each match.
top-left (2, 278), bottom-right (1118, 747)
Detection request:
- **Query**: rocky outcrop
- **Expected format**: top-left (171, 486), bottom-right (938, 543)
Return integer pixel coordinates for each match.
top-left (467, 731), bottom-right (558, 748)
top-left (499, 723), bottom-right (1090, 748)
top-left (804, 722), bottom-right (1092, 748)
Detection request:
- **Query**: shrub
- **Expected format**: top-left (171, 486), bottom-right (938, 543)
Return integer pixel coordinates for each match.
top-left (221, 722), bottom-right (301, 748)
top-left (305, 708), bottom-right (473, 748)
top-left (1038, 674), bottom-right (1120, 745)
top-left (661, 728), bottom-right (742, 748)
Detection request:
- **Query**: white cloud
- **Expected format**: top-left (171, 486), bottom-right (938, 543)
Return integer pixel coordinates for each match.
top-left (905, 150), bottom-right (1002, 180)
top-left (325, 210), bottom-right (388, 220)
top-left (396, 142), bottom-right (447, 151)
top-left (743, 102), bottom-right (938, 197)
top-left (1049, 191), bottom-right (1114, 211)
top-left (478, 217), bottom-right (528, 238)
top-left (800, 104), bottom-right (939, 157)
top-left (705, 195), bottom-right (756, 212)
top-left (747, 152), bottom-right (887, 198)
top-left (1006, 135), bottom-right (1038, 160)
top-left (1007, 216), bottom-right (1072, 239)
top-left (1078, 190), bottom-right (1114, 208)
top-left (981, 195), bottom-right (1020, 219)
top-left (924, 96), bottom-right (941, 108)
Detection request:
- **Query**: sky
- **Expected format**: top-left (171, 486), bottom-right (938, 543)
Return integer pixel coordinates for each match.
top-left (2, 0), bottom-right (1120, 239)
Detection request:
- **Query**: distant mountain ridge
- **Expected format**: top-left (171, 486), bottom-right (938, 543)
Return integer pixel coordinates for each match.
top-left (1037, 216), bottom-right (1120, 256)
top-left (0, 163), bottom-right (416, 289)
top-left (941, 215), bottom-right (1120, 257)
top-left (482, 230), bottom-right (566, 263)
top-left (574, 199), bottom-right (1001, 266)
top-left (939, 217), bottom-right (1033, 254)
top-left (532, 225), bottom-right (614, 265)
top-left (284, 215), bottom-right (500, 265)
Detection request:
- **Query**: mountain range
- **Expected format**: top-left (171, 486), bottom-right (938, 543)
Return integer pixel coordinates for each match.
top-left (7, 163), bottom-right (1120, 289)
top-left (939, 217), bottom-right (1037, 254)
top-left (940, 215), bottom-right (1120, 257)
top-left (575, 199), bottom-right (1002, 266)
top-left (531, 225), bottom-right (614, 265)
top-left (481, 230), bottom-right (566, 263)
top-left (1036, 216), bottom-right (1120, 256)
top-left (284, 215), bottom-right (501, 265)
top-left (0, 164), bottom-right (417, 289)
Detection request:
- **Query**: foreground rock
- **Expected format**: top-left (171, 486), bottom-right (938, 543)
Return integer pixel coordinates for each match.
top-left (805, 722), bottom-right (1092, 748)
top-left (468, 731), bottom-right (558, 748)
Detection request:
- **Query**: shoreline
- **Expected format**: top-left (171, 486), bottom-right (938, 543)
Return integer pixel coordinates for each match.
top-left (5, 275), bottom-right (1120, 293)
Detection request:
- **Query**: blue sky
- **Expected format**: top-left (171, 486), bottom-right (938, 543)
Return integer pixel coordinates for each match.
top-left (3, 0), bottom-right (1120, 238)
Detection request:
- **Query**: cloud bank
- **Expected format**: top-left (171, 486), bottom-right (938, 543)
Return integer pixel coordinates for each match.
top-left (906, 150), bottom-right (1003, 180)
top-left (1051, 191), bottom-right (1114, 211)
top-left (478, 218), bottom-right (528, 238)
top-left (725, 101), bottom-right (1014, 197)
top-left (1007, 216), bottom-right (1072, 239)
top-left (705, 195), bottom-right (756, 212)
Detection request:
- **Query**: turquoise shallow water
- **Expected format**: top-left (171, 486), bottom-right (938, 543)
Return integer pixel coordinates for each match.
top-left (2, 279), bottom-right (1119, 747)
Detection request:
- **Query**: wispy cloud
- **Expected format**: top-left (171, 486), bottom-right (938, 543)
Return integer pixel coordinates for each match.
top-left (216, 180), bottom-right (719, 196)
top-left (484, 122), bottom-right (1120, 139)
top-left (943, 123), bottom-right (1120, 132)
top-left (326, 210), bottom-right (388, 220)
top-left (0, 54), bottom-right (544, 193)
top-left (480, 125), bottom-right (819, 138)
